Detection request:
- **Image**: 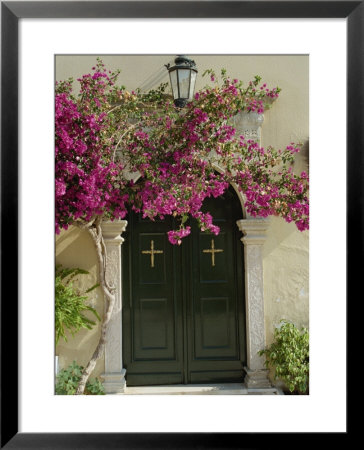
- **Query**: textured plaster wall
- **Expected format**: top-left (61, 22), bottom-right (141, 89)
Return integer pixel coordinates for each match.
top-left (56, 228), bottom-right (105, 378)
top-left (55, 55), bottom-right (309, 376)
top-left (263, 217), bottom-right (309, 344)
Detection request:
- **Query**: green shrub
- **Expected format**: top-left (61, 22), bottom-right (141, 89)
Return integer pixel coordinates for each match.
top-left (258, 320), bottom-right (309, 394)
top-left (55, 265), bottom-right (100, 345)
top-left (55, 361), bottom-right (105, 395)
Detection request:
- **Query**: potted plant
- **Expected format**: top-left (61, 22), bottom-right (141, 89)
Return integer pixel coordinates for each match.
top-left (258, 320), bottom-right (309, 394)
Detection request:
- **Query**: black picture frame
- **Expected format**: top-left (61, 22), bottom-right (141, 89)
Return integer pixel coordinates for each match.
top-left (1, 1), bottom-right (356, 447)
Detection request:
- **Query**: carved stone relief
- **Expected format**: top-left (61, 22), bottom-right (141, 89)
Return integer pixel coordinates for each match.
top-left (237, 218), bottom-right (271, 387)
top-left (233, 111), bottom-right (264, 145)
top-left (100, 219), bottom-right (128, 393)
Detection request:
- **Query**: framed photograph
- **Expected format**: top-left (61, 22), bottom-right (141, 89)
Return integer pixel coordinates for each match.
top-left (1, 1), bottom-right (357, 447)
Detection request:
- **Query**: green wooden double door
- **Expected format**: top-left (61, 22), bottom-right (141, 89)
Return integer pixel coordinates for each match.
top-left (122, 188), bottom-right (246, 385)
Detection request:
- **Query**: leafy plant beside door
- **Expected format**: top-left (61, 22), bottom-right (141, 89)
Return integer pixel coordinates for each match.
top-left (55, 360), bottom-right (105, 395)
top-left (55, 264), bottom-right (100, 344)
top-left (55, 266), bottom-right (105, 394)
top-left (258, 320), bottom-right (309, 394)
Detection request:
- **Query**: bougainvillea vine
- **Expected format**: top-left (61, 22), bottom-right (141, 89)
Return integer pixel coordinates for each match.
top-left (55, 59), bottom-right (309, 393)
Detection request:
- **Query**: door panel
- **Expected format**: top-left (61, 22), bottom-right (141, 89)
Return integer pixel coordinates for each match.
top-left (123, 215), bottom-right (184, 385)
top-left (123, 188), bottom-right (246, 386)
top-left (186, 193), bottom-right (245, 382)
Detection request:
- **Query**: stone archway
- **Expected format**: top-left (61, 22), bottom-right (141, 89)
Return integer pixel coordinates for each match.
top-left (100, 111), bottom-right (271, 392)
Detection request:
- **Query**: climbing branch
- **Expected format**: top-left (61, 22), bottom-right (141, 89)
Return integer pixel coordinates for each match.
top-left (74, 217), bottom-right (116, 395)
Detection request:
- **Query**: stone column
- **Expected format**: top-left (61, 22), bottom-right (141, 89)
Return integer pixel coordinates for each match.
top-left (236, 218), bottom-right (271, 388)
top-left (100, 219), bottom-right (128, 394)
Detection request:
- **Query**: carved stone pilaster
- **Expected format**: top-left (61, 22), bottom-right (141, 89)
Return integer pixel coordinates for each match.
top-left (233, 111), bottom-right (264, 145)
top-left (100, 219), bottom-right (128, 394)
top-left (237, 218), bottom-right (271, 388)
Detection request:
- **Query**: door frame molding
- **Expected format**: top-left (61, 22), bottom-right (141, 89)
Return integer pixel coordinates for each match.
top-left (236, 218), bottom-right (271, 388)
top-left (101, 112), bottom-right (270, 392)
top-left (100, 214), bottom-right (270, 393)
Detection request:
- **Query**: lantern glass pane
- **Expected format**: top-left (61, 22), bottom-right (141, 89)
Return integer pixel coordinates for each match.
top-left (189, 71), bottom-right (197, 100)
top-left (169, 70), bottom-right (179, 99)
top-left (177, 69), bottom-right (191, 99)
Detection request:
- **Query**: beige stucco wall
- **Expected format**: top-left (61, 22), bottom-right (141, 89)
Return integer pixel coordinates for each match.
top-left (56, 228), bottom-right (105, 378)
top-left (55, 55), bottom-right (309, 381)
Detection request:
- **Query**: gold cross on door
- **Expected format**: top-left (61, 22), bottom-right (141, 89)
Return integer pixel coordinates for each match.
top-left (141, 240), bottom-right (163, 268)
top-left (203, 239), bottom-right (224, 267)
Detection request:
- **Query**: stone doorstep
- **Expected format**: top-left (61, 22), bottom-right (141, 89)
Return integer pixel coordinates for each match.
top-left (121, 383), bottom-right (282, 395)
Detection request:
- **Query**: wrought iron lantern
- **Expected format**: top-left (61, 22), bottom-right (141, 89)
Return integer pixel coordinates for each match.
top-left (166, 55), bottom-right (198, 108)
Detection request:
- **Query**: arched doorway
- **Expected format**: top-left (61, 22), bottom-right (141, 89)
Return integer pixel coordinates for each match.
top-left (122, 187), bottom-right (246, 385)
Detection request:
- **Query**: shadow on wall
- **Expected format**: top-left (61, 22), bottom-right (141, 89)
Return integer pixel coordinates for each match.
top-left (263, 216), bottom-right (309, 259)
top-left (56, 345), bottom-right (105, 380)
top-left (293, 139), bottom-right (309, 174)
top-left (263, 214), bottom-right (309, 347)
top-left (56, 226), bottom-right (97, 272)
top-left (56, 324), bottom-right (105, 379)
top-left (301, 139), bottom-right (309, 166)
